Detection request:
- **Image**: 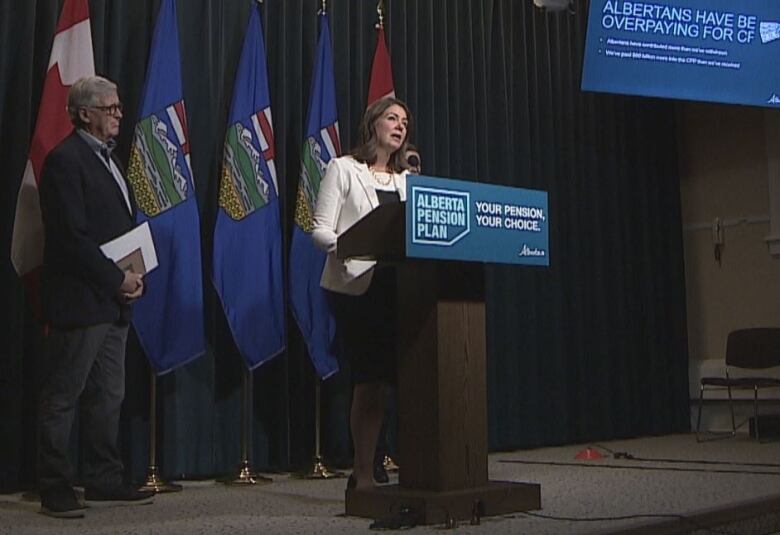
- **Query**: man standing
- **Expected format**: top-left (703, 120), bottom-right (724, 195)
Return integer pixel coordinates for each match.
top-left (37, 75), bottom-right (153, 518)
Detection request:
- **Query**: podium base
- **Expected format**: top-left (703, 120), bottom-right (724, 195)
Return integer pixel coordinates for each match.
top-left (345, 480), bottom-right (541, 525)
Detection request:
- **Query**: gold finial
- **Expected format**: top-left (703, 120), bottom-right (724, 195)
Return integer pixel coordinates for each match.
top-left (376, 0), bottom-right (384, 30)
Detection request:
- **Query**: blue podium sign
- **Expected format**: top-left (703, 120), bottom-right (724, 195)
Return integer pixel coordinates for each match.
top-left (405, 175), bottom-right (549, 266)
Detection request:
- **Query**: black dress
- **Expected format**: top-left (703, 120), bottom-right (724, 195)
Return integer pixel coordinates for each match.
top-left (330, 190), bottom-right (400, 385)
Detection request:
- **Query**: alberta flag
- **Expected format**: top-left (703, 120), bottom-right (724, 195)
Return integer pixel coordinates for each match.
top-left (289, 12), bottom-right (341, 380)
top-left (213, 2), bottom-right (284, 369)
top-left (127, 0), bottom-right (205, 374)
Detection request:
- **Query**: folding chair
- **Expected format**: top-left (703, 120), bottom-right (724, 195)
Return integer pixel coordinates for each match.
top-left (695, 328), bottom-right (780, 442)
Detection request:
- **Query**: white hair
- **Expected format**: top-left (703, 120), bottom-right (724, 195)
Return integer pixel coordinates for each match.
top-left (67, 76), bottom-right (118, 127)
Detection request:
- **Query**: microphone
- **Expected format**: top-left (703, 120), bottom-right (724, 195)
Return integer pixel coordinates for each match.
top-left (407, 154), bottom-right (420, 168)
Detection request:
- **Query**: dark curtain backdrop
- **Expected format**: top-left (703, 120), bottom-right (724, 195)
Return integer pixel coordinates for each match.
top-left (0, 0), bottom-right (690, 492)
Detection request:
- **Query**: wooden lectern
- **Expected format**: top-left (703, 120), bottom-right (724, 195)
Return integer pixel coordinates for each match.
top-left (338, 203), bottom-right (541, 525)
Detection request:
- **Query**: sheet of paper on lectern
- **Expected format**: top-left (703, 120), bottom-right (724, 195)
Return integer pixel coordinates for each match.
top-left (100, 221), bottom-right (158, 275)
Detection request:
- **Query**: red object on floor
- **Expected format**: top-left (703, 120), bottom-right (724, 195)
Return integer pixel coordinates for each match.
top-left (575, 447), bottom-right (604, 460)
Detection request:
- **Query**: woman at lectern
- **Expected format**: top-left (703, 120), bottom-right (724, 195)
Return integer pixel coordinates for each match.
top-left (312, 97), bottom-right (413, 490)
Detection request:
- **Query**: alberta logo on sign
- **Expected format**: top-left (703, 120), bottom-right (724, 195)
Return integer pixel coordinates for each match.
top-left (411, 186), bottom-right (470, 246)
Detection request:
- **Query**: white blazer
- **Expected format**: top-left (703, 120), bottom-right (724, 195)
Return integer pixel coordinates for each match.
top-left (312, 156), bottom-right (407, 295)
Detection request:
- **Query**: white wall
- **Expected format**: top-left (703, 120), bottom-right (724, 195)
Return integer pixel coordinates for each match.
top-left (677, 103), bottom-right (780, 362)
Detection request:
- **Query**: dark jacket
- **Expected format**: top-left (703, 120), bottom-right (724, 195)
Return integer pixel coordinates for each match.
top-left (39, 131), bottom-right (136, 327)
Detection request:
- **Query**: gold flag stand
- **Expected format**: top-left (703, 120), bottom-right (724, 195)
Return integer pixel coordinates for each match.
top-left (222, 368), bottom-right (272, 485)
top-left (293, 380), bottom-right (344, 479)
top-left (139, 370), bottom-right (182, 493)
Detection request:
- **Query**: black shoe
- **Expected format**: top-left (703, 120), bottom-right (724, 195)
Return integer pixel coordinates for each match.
top-left (373, 461), bottom-right (389, 484)
top-left (84, 485), bottom-right (154, 507)
top-left (40, 485), bottom-right (86, 518)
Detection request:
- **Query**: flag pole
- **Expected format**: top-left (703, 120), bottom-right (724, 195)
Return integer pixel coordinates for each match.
top-left (222, 368), bottom-right (272, 485)
top-left (290, 0), bottom-right (343, 481)
top-left (294, 379), bottom-right (344, 479)
top-left (140, 370), bottom-right (182, 492)
top-left (376, 0), bottom-right (385, 29)
top-left (369, 0), bottom-right (400, 476)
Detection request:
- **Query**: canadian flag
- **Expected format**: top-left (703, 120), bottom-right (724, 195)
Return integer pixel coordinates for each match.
top-left (11, 0), bottom-right (94, 280)
top-left (366, 26), bottom-right (395, 105)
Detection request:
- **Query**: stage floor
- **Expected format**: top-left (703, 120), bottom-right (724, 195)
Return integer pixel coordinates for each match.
top-left (2, 432), bottom-right (779, 534)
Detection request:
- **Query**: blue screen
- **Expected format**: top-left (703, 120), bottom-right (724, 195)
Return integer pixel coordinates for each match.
top-left (581, 0), bottom-right (780, 108)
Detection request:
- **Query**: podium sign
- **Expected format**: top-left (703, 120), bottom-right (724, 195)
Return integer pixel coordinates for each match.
top-left (406, 175), bottom-right (549, 266)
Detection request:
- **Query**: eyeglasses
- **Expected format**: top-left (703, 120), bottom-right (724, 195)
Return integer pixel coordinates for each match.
top-left (86, 103), bottom-right (123, 116)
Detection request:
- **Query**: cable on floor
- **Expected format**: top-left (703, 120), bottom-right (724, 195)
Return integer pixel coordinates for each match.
top-left (500, 458), bottom-right (780, 476)
top-left (588, 442), bottom-right (780, 468)
top-left (519, 510), bottom-right (740, 535)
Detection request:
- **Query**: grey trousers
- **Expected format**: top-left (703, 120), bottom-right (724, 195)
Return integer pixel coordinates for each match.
top-left (37, 322), bottom-right (128, 492)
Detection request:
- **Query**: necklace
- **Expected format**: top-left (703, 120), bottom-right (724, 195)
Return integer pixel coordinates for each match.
top-left (370, 167), bottom-right (393, 186)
